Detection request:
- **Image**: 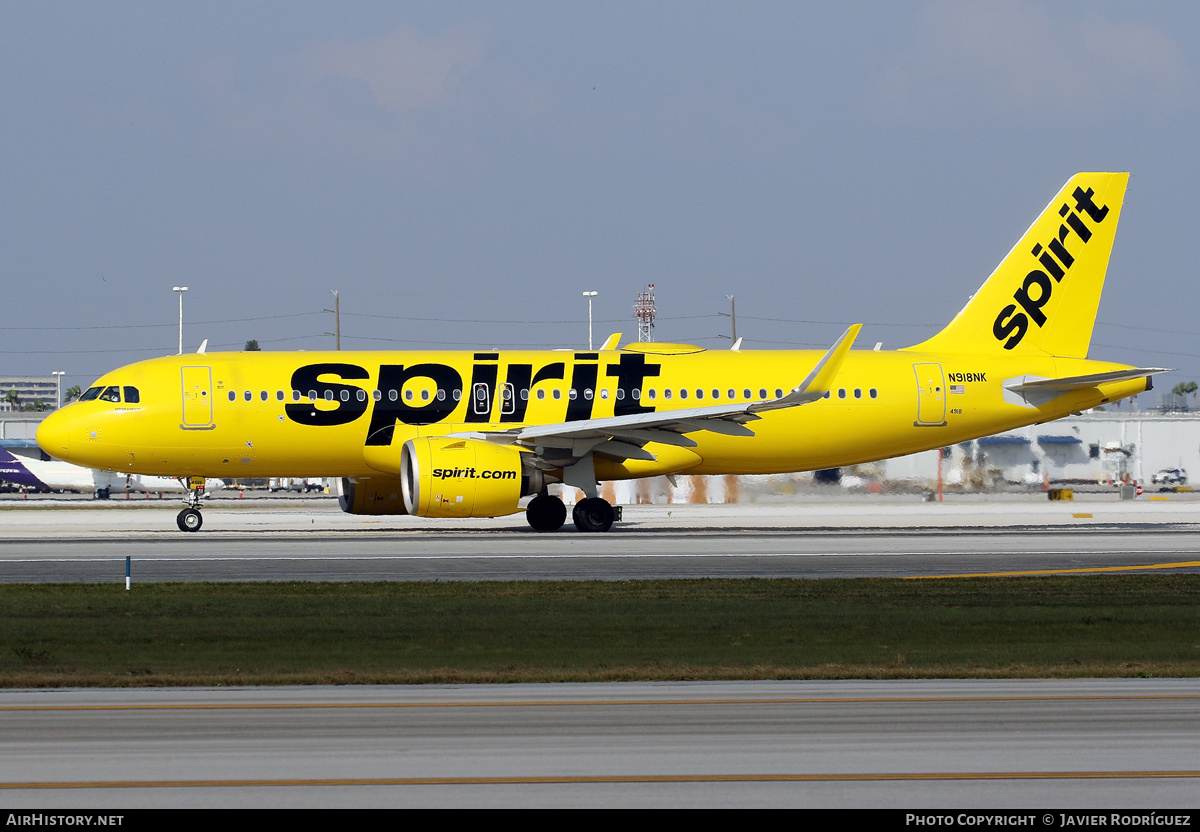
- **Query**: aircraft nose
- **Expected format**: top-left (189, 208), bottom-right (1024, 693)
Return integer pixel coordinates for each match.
top-left (36, 407), bottom-right (73, 458)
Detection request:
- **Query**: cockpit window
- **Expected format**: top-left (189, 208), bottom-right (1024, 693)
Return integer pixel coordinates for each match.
top-left (99, 386), bottom-right (121, 403)
top-left (79, 386), bottom-right (103, 402)
top-left (123, 386), bottom-right (140, 404)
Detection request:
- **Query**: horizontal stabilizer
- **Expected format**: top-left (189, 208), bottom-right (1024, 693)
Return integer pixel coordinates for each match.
top-left (1004, 367), bottom-right (1169, 408)
top-left (1006, 368), bottom-right (1171, 394)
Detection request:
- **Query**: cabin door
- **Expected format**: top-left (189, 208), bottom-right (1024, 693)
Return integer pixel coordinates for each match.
top-left (913, 363), bottom-right (947, 426)
top-left (181, 366), bottom-right (214, 429)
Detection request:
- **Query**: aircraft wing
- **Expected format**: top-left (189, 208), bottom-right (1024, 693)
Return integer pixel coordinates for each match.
top-left (454, 324), bottom-right (861, 467)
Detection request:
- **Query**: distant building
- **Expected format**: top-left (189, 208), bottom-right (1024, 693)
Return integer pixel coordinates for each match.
top-left (0, 377), bottom-right (59, 413)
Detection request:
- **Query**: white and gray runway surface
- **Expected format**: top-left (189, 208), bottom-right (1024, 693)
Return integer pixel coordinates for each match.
top-left (2, 679), bottom-right (1198, 809)
top-left (3, 495), bottom-right (1199, 809)
top-left (2, 493), bottom-right (1200, 581)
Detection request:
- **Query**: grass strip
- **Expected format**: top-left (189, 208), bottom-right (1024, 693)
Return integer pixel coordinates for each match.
top-left (1, 575), bottom-right (1198, 686)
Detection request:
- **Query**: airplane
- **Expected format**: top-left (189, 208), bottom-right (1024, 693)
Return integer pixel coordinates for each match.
top-left (0, 447), bottom-right (224, 499)
top-left (36, 172), bottom-right (1166, 533)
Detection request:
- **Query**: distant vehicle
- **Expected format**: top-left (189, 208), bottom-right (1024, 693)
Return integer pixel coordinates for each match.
top-left (1151, 468), bottom-right (1188, 485)
top-left (269, 477), bottom-right (325, 493)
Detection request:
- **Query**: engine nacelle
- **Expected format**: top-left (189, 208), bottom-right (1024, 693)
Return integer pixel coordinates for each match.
top-left (401, 438), bottom-right (540, 518)
top-left (336, 476), bottom-right (410, 515)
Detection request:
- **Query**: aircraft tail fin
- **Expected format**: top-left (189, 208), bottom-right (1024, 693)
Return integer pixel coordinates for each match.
top-left (905, 172), bottom-right (1128, 359)
top-left (0, 447), bottom-right (47, 490)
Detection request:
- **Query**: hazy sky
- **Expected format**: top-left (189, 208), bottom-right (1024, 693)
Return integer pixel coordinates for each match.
top-left (4, 1), bottom-right (1200, 396)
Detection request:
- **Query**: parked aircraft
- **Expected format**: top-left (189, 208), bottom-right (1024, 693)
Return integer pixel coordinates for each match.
top-left (0, 447), bottom-right (222, 499)
top-left (37, 173), bottom-right (1164, 532)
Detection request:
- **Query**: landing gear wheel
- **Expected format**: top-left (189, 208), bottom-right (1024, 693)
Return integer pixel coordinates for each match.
top-left (95, 487), bottom-right (110, 500)
top-left (177, 508), bottom-right (203, 532)
top-left (572, 497), bottom-right (615, 533)
top-left (526, 494), bottom-right (567, 531)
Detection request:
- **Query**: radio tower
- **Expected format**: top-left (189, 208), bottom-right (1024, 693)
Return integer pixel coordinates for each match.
top-left (634, 284), bottom-right (656, 342)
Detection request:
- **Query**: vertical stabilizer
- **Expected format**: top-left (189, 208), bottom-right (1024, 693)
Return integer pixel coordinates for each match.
top-left (906, 172), bottom-right (1127, 358)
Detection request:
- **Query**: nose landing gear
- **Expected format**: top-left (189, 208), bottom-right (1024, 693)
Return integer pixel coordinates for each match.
top-left (176, 477), bottom-right (207, 532)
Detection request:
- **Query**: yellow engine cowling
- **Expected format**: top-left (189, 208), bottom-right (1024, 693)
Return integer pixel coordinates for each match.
top-left (401, 438), bottom-right (538, 518)
top-left (336, 476), bottom-right (410, 516)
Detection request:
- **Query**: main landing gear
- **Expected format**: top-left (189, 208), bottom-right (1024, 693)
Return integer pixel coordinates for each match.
top-left (176, 477), bottom-right (206, 532)
top-left (524, 492), bottom-right (618, 533)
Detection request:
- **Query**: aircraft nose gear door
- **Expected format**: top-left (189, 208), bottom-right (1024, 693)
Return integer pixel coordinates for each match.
top-left (913, 363), bottom-right (947, 426)
top-left (181, 366), bottom-right (215, 429)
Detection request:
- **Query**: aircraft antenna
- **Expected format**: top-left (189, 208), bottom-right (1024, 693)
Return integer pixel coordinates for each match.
top-left (634, 284), bottom-right (656, 342)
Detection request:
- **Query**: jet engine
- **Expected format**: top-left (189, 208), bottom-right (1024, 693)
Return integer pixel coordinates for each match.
top-left (400, 437), bottom-right (543, 518)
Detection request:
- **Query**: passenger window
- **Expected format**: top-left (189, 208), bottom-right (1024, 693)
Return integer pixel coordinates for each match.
top-left (775, 388), bottom-right (783, 398)
top-left (758, 388), bottom-right (767, 399)
top-left (632, 389), bottom-right (640, 400)
top-left (600, 389), bottom-right (609, 400)
top-left (244, 391), bottom-right (252, 402)
top-left (664, 389), bottom-right (672, 400)
top-left (521, 389), bottom-right (529, 401)
top-left (79, 387), bottom-right (102, 402)
top-left (679, 389), bottom-right (687, 400)
top-left (260, 391), bottom-right (268, 402)
top-left (870, 389), bottom-right (878, 399)
top-left (228, 391), bottom-right (236, 402)
top-left (743, 389), bottom-right (751, 399)
top-left (553, 390), bottom-right (561, 400)
top-left (389, 390), bottom-right (398, 402)
top-left (308, 390), bottom-right (318, 401)
top-left (854, 389), bottom-right (862, 399)
top-left (437, 390), bottom-right (446, 401)
top-left (340, 390), bottom-right (350, 402)
top-left (405, 390), bottom-right (413, 402)
top-left (421, 390), bottom-right (429, 402)
top-left (838, 389), bottom-right (846, 399)
top-left (583, 389), bottom-right (593, 400)
top-left (357, 389), bottom-right (367, 402)
top-left (372, 390), bottom-right (381, 401)
top-left (123, 387), bottom-right (140, 404)
top-left (276, 391), bottom-right (284, 401)
top-left (823, 391), bottom-right (830, 399)
top-left (537, 389), bottom-right (545, 400)
top-left (292, 390), bottom-right (301, 401)
top-left (324, 390), bottom-right (334, 401)
top-left (568, 389), bottom-right (578, 400)
top-left (616, 389), bottom-right (625, 400)
top-left (453, 389), bottom-right (462, 401)
top-left (647, 389), bottom-right (655, 400)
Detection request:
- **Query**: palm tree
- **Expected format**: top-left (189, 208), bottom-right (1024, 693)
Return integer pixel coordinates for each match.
top-left (244, 340), bottom-right (261, 351)
top-left (4, 389), bottom-right (20, 411)
top-left (63, 385), bottom-right (82, 404)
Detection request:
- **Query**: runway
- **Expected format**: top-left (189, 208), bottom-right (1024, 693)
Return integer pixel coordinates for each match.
top-left (2, 496), bottom-right (1200, 581)
top-left (2, 679), bottom-right (1198, 808)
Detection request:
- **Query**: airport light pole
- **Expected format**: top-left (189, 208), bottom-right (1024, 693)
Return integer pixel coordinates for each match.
top-left (582, 291), bottom-right (598, 350)
top-left (172, 286), bottom-right (188, 355)
top-left (52, 371), bottom-right (64, 410)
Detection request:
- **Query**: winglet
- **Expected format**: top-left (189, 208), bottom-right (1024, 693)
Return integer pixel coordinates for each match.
top-left (599, 333), bottom-right (622, 351)
top-left (197, 339), bottom-right (208, 354)
top-left (751, 324), bottom-right (861, 412)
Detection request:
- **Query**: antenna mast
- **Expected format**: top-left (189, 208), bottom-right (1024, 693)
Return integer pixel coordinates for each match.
top-left (634, 284), bottom-right (656, 342)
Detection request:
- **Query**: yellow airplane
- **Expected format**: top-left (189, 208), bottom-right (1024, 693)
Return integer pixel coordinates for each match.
top-left (37, 172), bottom-right (1165, 533)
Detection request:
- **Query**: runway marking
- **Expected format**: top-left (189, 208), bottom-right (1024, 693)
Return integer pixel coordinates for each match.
top-left (910, 561), bottom-right (1200, 579)
top-left (2, 693), bottom-right (1198, 713)
top-left (2, 549), bottom-right (1199, 563)
top-left (3, 771), bottom-right (1200, 789)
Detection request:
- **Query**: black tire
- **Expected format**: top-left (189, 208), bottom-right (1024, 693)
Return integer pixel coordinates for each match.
top-left (95, 487), bottom-right (110, 500)
top-left (526, 494), bottom-right (567, 532)
top-left (177, 508), bottom-right (203, 532)
top-left (572, 497), bottom-right (615, 533)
